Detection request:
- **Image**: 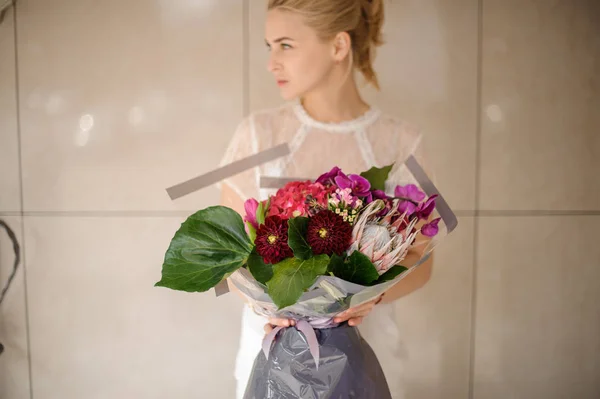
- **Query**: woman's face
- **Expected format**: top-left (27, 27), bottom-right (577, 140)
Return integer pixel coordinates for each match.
top-left (265, 9), bottom-right (337, 100)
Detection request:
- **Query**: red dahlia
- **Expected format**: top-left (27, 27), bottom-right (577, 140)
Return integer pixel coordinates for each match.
top-left (307, 210), bottom-right (353, 256)
top-left (255, 215), bottom-right (294, 264)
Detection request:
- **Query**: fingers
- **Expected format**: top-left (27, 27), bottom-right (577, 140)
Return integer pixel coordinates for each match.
top-left (268, 318), bottom-right (295, 328)
top-left (263, 296), bottom-right (382, 333)
top-left (264, 323), bottom-right (273, 334)
top-left (335, 308), bottom-right (372, 323)
top-left (343, 301), bottom-right (375, 315)
top-left (333, 296), bottom-right (382, 323)
top-left (264, 318), bottom-right (295, 335)
top-left (348, 316), bottom-right (364, 326)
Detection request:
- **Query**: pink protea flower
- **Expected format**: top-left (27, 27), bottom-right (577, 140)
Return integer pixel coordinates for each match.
top-left (347, 199), bottom-right (420, 275)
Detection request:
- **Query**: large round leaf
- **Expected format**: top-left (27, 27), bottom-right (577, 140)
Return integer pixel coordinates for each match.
top-left (266, 254), bottom-right (330, 309)
top-left (155, 206), bottom-right (253, 292)
top-left (247, 248), bottom-right (273, 284)
top-left (328, 251), bottom-right (379, 285)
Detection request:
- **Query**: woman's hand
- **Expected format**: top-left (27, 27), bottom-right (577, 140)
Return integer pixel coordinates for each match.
top-left (264, 318), bottom-right (295, 334)
top-left (333, 294), bottom-right (383, 326)
top-left (263, 294), bottom-right (383, 334)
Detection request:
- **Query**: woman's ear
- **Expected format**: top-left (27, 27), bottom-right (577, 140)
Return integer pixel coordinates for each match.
top-left (332, 32), bottom-right (352, 63)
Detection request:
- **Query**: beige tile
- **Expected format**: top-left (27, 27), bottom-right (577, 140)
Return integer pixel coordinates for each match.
top-left (480, 0), bottom-right (600, 211)
top-left (247, 1), bottom-right (278, 111)
top-left (361, 217), bottom-right (474, 399)
top-left (474, 216), bottom-right (600, 399)
top-left (366, 0), bottom-right (479, 213)
top-left (24, 216), bottom-right (243, 398)
top-left (249, 0), bottom-right (479, 211)
top-left (0, 6), bottom-right (21, 212)
top-left (18, 0), bottom-right (244, 212)
top-left (0, 216), bottom-right (30, 399)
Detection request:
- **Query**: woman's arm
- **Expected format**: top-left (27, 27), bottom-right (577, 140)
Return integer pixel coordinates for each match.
top-left (323, 247), bottom-right (433, 328)
top-left (381, 212), bottom-right (436, 303)
top-left (381, 211), bottom-right (436, 303)
top-left (219, 182), bottom-right (246, 216)
top-left (380, 249), bottom-right (433, 304)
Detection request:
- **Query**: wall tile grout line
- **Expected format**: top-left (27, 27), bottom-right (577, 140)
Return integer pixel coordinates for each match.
top-left (476, 210), bottom-right (600, 217)
top-left (1, 210), bottom-right (599, 218)
top-left (0, 211), bottom-right (205, 217)
top-left (11, 4), bottom-right (34, 399)
top-left (0, 209), bottom-right (600, 218)
top-left (243, 0), bottom-right (249, 117)
top-left (468, 0), bottom-right (484, 397)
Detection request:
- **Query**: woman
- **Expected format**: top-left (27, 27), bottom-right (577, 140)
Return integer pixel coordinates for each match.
top-left (218, 0), bottom-right (435, 397)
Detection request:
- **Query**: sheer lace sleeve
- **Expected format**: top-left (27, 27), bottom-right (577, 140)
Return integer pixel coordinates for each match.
top-left (216, 116), bottom-right (260, 202)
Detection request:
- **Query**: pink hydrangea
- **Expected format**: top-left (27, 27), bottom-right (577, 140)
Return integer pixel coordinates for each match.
top-left (268, 180), bottom-right (333, 220)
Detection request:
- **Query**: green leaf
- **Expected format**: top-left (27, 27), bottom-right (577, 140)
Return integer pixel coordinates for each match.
top-left (327, 253), bottom-right (346, 273)
top-left (287, 217), bottom-right (312, 260)
top-left (360, 163), bottom-right (395, 191)
top-left (155, 206), bottom-right (253, 292)
top-left (266, 254), bottom-right (330, 309)
top-left (247, 248), bottom-right (273, 284)
top-left (256, 198), bottom-right (270, 226)
top-left (246, 221), bottom-right (257, 244)
top-left (373, 265), bottom-right (408, 285)
top-left (329, 250), bottom-right (379, 285)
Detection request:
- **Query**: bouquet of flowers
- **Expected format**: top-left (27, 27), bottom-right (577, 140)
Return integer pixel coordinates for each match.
top-left (156, 162), bottom-right (449, 399)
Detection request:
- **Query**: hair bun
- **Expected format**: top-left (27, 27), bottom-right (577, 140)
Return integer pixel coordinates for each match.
top-left (353, 0), bottom-right (384, 89)
top-left (360, 0), bottom-right (385, 47)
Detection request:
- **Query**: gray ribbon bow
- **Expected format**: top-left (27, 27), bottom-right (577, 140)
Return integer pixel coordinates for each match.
top-left (262, 319), bottom-right (324, 370)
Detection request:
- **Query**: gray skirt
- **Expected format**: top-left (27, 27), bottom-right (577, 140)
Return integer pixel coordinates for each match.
top-left (243, 323), bottom-right (392, 399)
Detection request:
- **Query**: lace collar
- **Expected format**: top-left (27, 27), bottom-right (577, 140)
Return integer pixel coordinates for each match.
top-left (292, 100), bottom-right (382, 133)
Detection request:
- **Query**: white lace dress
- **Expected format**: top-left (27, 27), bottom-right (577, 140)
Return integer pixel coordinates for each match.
top-left (218, 100), bottom-right (431, 399)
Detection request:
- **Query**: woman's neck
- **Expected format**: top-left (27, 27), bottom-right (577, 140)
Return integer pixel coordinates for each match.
top-left (299, 78), bottom-right (371, 124)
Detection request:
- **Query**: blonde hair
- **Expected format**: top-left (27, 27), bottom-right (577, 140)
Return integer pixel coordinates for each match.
top-left (267, 0), bottom-right (385, 90)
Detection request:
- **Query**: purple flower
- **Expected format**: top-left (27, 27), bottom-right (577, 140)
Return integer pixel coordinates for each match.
top-left (376, 198), bottom-right (394, 217)
top-left (243, 198), bottom-right (259, 229)
top-left (366, 189), bottom-right (389, 204)
top-left (316, 166), bottom-right (342, 186)
top-left (335, 173), bottom-right (371, 197)
top-left (421, 217), bottom-right (441, 237)
top-left (364, 190), bottom-right (391, 216)
top-left (394, 184), bottom-right (426, 215)
top-left (416, 195), bottom-right (438, 220)
top-left (372, 189), bottom-right (388, 199)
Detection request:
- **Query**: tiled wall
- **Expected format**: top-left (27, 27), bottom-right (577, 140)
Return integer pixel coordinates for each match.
top-left (1, 1), bottom-right (598, 398)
